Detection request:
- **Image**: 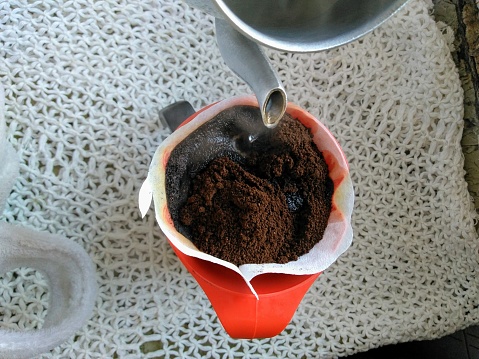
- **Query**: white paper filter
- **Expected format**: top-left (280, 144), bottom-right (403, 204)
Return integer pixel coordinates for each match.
top-left (139, 95), bottom-right (354, 296)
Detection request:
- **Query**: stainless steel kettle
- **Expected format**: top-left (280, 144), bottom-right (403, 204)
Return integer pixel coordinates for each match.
top-left (184, 0), bottom-right (409, 127)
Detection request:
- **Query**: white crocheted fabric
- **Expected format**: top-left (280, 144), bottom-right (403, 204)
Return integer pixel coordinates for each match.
top-left (1, 0), bottom-right (478, 357)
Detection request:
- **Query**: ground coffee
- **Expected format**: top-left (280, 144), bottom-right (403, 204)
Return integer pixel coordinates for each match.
top-left (166, 106), bottom-right (333, 266)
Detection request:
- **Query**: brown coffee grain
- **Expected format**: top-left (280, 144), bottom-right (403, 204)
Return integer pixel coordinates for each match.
top-left (177, 112), bottom-right (333, 266)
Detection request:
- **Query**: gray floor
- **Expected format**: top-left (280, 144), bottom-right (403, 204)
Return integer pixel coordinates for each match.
top-left (347, 325), bottom-right (479, 359)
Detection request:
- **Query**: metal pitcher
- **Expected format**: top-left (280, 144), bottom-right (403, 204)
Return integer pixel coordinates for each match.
top-left (184, 0), bottom-right (409, 127)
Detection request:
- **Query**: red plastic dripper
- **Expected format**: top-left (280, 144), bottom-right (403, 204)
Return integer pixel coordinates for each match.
top-left (170, 242), bottom-right (320, 339)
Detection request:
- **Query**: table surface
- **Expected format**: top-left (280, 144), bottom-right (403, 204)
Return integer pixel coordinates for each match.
top-left (433, 0), bottom-right (479, 232)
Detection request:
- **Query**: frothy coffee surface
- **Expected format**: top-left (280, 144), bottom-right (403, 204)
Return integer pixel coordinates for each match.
top-left (165, 105), bottom-right (333, 266)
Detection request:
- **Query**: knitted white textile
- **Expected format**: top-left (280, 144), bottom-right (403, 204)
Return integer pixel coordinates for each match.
top-left (1, 0), bottom-right (478, 357)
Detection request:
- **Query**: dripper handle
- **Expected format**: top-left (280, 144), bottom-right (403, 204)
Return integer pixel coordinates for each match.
top-left (215, 19), bottom-right (287, 128)
top-left (158, 101), bottom-right (196, 133)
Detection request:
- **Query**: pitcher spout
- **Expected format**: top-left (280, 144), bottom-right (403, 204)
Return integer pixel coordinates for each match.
top-left (215, 19), bottom-right (287, 128)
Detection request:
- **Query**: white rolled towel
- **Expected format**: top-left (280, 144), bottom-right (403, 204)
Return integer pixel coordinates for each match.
top-left (0, 86), bottom-right (97, 359)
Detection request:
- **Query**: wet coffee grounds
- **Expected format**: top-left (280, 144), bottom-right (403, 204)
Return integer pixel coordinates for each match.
top-left (166, 106), bottom-right (333, 266)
